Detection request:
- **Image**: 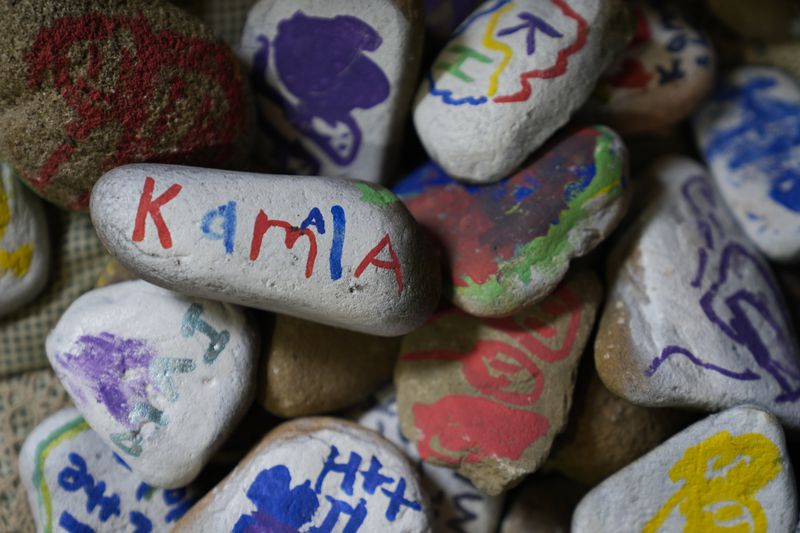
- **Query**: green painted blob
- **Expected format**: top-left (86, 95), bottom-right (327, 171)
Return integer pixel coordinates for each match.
top-left (355, 182), bottom-right (397, 206)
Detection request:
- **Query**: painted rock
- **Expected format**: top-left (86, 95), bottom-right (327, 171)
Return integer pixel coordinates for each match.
top-left (413, 0), bottom-right (632, 183)
top-left (20, 408), bottom-right (198, 533)
top-left (239, 0), bottom-right (422, 184)
top-left (694, 66), bottom-right (800, 263)
top-left (46, 280), bottom-right (258, 487)
top-left (584, 0), bottom-right (714, 135)
top-left (394, 126), bottom-right (627, 317)
top-left (499, 474), bottom-right (585, 533)
top-left (595, 156), bottom-right (800, 429)
top-left (0, 163), bottom-right (50, 318)
top-left (260, 315), bottom-right (400, 417)
top-left (357, 387), bottom-right (504, 533)
top-left (174, 417), bottom-right (433, 532)
top-left (396, 269), bottom-right (602, 495)
top-left (707, 0), bottom-right (800, 42)
top-left (0, 0), bottom-right (249, 210)
top-left (572, 406), bottom-right (798, 532)
top-left (424, 0), bottom-right (483, 42)
top-left (90, 164), bottom-right (441, 336)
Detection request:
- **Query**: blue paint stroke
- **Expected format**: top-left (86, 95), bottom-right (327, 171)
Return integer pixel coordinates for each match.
top-left (330, 205), bottom-right (346, 281)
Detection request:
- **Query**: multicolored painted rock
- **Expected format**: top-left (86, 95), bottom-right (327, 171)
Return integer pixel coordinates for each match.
top-left (707, 0), bottom-right (800, 42)
top-left (413, 0), bottom-right (632, 183)
top-left (395, 269), bottom-right (602, 495)
top-left (356, 387), bottom-right (504, 533)
top-left (90, 164), bottom-right (441, 336)
top-left (595, 156), bottom-right (800, 429)
top-left (0, 0), bottom-right (249, 210)
top-left (499, 474), bottom-right (585, 533)
top-left (0, 163), bottom-right (50, 318)
top-left (46, 280), bottom-right (258, 487)
top-left (19, 408), bottom-right (198, 533)
top-left (240, 0), bottom-right (422, 184)
top-left (394, 126), bottom-right (628, 317)
top-left (584, 0), bottom-right (715, 135)
top-left (694, 66), bottom-right (800, 263)
top-left (174, 417), bottom-right (432, 532)
top-left (572, 406), bottom-right (798, 532)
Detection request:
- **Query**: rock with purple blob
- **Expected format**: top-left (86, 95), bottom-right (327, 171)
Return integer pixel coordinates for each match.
top-left (46, 280), bottom-right (259, 488)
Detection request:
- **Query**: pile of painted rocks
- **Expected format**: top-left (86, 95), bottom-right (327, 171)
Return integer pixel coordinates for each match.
top-left (2, 0), bottom-right (800, 531)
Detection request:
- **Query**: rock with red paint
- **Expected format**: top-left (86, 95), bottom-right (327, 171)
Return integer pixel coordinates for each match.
top-left (239, 0), bottom-right (422, 184)
top-left (595, 156), bottom-right (800, 430)
top-left (583, 0), bottom-right (715, 135)
top-left (46, 280), bottom-right (258, 487)
top-left (413, 0), bottom-right (632, 183)
top-left (394, 126), bottom-right (628, 317)
top-left (174, 417), bottom-right (433, 532)
top-left (1, 162), bottom-right (50, 318)
top-left (90, 164), bottom-right (441, 336)
top-left (0, 0), bottom-right (250, 210)
top-left (395, 269), bottom-right (602, 495)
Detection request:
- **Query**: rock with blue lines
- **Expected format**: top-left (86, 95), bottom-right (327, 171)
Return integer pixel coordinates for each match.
top-left (90, 164), bottom-right (441, 336)
top-left (46, 280), bottom-right (258, 488)
top-left (174, 417), bottom-right (432, 532)
top-left (19, 407), bottom-right (199, 533)
top-left (595, 156), bottom-right (800, 429)
top-left (694, 66), bottom-right (800, 263)
top-left (413, 0), bottom-right (632, 183)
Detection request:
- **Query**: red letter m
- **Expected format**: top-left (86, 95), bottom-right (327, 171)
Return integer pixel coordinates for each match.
top-left (250, 210), bottom-right (318, 278)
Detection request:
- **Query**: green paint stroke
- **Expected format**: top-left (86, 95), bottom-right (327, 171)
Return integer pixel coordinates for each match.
top-left (456, 129), bottom-right (625, 306)
top-left (355, 182), bottom-right (397, 206)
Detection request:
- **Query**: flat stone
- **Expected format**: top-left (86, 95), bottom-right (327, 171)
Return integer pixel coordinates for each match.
top-left (260, 315), bottom-right (400, 417)
top-left (174, 417), bottom-right (432, 532)
top-left (707, 0), bottom-right (800, 42)
top-left (239, 0), bottom-right (422, 184)
top-left (583, 0), bottom-right (715, 135)
top-left (572, 406), bottom-right (798, 532)
top-left (595, 156), bottom-right (800, 429)
top-left (693, 66), bottom-right (800, 262)
top-left (499, 474), bottom-right (585, 533)
top-left (413, 0), bottom-right (632, 183)
top-left (1, 162), bottom-right (50, 317)
top-left (19, 408), bottom-right (198, 533)
top-left (90, 164), bottom-right (441, 336)
top-left (357, 387), bottom-right (504, 533)
top-left (396, 269), bottom-right (602, 495)
top-left (46, 280), bottom-right (259, 487)
top-left (394, 126), bottom-right (628, 317)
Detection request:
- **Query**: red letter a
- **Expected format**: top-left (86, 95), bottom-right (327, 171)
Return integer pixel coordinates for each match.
top-left (355, 234), bottom-right (403, 294)
top-left (132, 177), bottom-right (183, 249)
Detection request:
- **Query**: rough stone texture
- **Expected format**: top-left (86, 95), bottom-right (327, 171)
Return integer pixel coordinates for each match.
top-left (572, 406), bottom-right (798, 532)
top-left (395, 126), bottom-right (629, 317)
top-left (706, 0), bottom-right (800, 42)
top-left (90, 163), bottom-right (441, 336)
top-left (595, 156), bottom-right (800, 429)
top-left (46, 280), bottom-right (259, 488)
top-left (175, 417), bottom-right (433, 532)
top-left (413, 0), bottom-right (632, 183)
top-left (499, 474), bottom-right (586, 533)
top-left (396, 269), bottom-right (602, 495)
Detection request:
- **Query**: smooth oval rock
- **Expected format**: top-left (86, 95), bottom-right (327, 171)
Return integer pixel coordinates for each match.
top-left (175, 417), bottom-right (433, 532)
top-left (394, 126), bottom-right (628, 317)
top-left (413, 0), bottom-right (632, 183)
top-left (20, 408), bottom-right (198, 533)
top-left (239, 0), bottom-right (422, 184)
top-left (0, 0), bottom-right (250, 210)
top-left (46, 280), bottom-right (259, 488)
top-left (694, 66), bottom-right (800, 263)
top-left (0, 162), bottom-right (50, 318)
top-left (396, 269), bottom-right (602, 495)
top-left (707, 0), bottom-right (800, 42)
top-left (90, 164), bottom-right (441, 336)
top-left (595, 156), bottom-right (800, 429)
top-left (572, 406), bottom-right (798, 532)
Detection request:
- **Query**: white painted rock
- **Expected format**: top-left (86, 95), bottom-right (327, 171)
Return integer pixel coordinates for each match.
top-left (595, 156), bottom-right (800, 429)
top-left (90, 164), bottom-right (441, 337)
top-left (46, 280), bottom-right (258, 488)
top-left (0, 162), bottom-right (50, 317)
top-left (572, 406), bottom-right (798, 532)
top-left (175, 417), bottom-right (433, 532)
top-left (19, 408), bottom-right (198, 533)
top-left (413, 0), bottom-right (632, 183)
top-left (694, 66), bottom-right (800, 263)
top-left (239, 0), bottom-right (422, 184)
top-left (356, 387), bottom-right (504, 533)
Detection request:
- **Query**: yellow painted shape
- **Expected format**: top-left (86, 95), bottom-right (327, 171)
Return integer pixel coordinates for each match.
top-left (643, 431), bottom-right (782, 533)
top-left (0, 173), bottom-right (34, 278)
top-left (482, 2), bottom-right (515, 97)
